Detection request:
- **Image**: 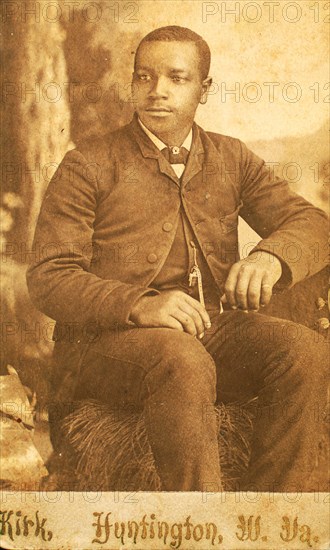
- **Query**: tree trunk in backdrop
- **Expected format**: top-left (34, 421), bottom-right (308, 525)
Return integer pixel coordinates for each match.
top-left (1, 15), bottom-right (71, 248)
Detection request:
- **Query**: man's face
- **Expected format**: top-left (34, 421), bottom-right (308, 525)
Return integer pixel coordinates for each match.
top-left (133, 40), bottom-right (211, 140)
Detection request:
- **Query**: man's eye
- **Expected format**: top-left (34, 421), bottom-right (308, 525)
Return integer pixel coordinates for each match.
top-left (171, 76), bottom-right (186, 83)
top-left (137, 74), bottom-right (151, 81)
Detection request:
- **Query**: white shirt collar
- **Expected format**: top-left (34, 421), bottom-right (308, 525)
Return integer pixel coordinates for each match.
top-left (138, 117), bottom-right (193, 152)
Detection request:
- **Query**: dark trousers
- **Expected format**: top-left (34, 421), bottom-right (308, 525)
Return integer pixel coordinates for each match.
top-left (74, 310), bottom-right (328, 492)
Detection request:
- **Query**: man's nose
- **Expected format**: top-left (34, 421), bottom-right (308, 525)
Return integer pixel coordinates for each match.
top-left (148, 76), bottom-right (168, 98)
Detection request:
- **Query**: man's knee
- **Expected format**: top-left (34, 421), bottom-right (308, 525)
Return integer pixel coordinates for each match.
top-left (146, 329), bottom-right (217, 389)
top-left (275, 323), bottom-right (327, 389)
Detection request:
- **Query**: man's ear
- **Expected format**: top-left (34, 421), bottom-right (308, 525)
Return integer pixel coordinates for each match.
top-left (200, 77), bottom-right (213, 105)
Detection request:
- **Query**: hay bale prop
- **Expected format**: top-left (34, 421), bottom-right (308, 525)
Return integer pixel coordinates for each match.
top-left (46, 399), bottom-right (256, 491)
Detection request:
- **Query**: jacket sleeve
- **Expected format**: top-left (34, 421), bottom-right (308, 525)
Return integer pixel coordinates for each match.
top-left (26, 148), bottom-right (157, 328)
top-left (238, 140), bottom-right (329, 289)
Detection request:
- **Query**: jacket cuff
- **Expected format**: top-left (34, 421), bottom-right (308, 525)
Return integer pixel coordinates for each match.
top-left (271, 259), bottom-right (293, 293)
top-left (97, 284), bottom-right (160, 328)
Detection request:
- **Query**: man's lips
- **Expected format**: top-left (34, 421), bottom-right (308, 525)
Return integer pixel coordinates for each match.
top-left (145, 107), bottom-right (172, 113)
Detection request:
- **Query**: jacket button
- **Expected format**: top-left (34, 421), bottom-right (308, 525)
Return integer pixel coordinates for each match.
top-left (162, 222), bottom-right (173, 232)
top-left (147, 253), bottom-right (158, 263)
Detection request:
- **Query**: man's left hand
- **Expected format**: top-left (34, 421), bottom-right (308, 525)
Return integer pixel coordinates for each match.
top-left (222, 251), bottom-right (282, 311)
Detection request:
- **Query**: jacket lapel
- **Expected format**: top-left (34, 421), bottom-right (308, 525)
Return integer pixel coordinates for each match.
top-left (129, 114), bottom-right (179, 184)
top-left (181, 124), bottom-right (204, 188)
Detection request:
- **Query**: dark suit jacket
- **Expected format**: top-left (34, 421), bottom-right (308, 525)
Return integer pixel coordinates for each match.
top-left (26, 115), bottom-right (328, 403)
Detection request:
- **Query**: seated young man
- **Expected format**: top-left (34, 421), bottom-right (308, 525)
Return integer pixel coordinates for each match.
top-left (27, 26), bottom-right (328, 492)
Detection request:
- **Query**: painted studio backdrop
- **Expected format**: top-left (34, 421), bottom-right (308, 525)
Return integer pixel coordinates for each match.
top-left (1, 0), bottom-right (329, 486)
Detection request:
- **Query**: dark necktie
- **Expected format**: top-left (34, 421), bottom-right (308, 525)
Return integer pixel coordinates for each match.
top-left (161, 146), bottom-right (189, 165)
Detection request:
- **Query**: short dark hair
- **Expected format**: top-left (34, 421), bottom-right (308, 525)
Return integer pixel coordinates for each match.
top-left (134, 26), bottom-right (211, 81)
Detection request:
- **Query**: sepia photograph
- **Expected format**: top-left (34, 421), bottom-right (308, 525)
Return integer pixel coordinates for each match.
top-left (1, 1), bottom-right (329, 548)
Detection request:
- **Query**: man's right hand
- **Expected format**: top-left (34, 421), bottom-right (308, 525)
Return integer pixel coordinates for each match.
top-left (130, 290), bottom-right (211, 338)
